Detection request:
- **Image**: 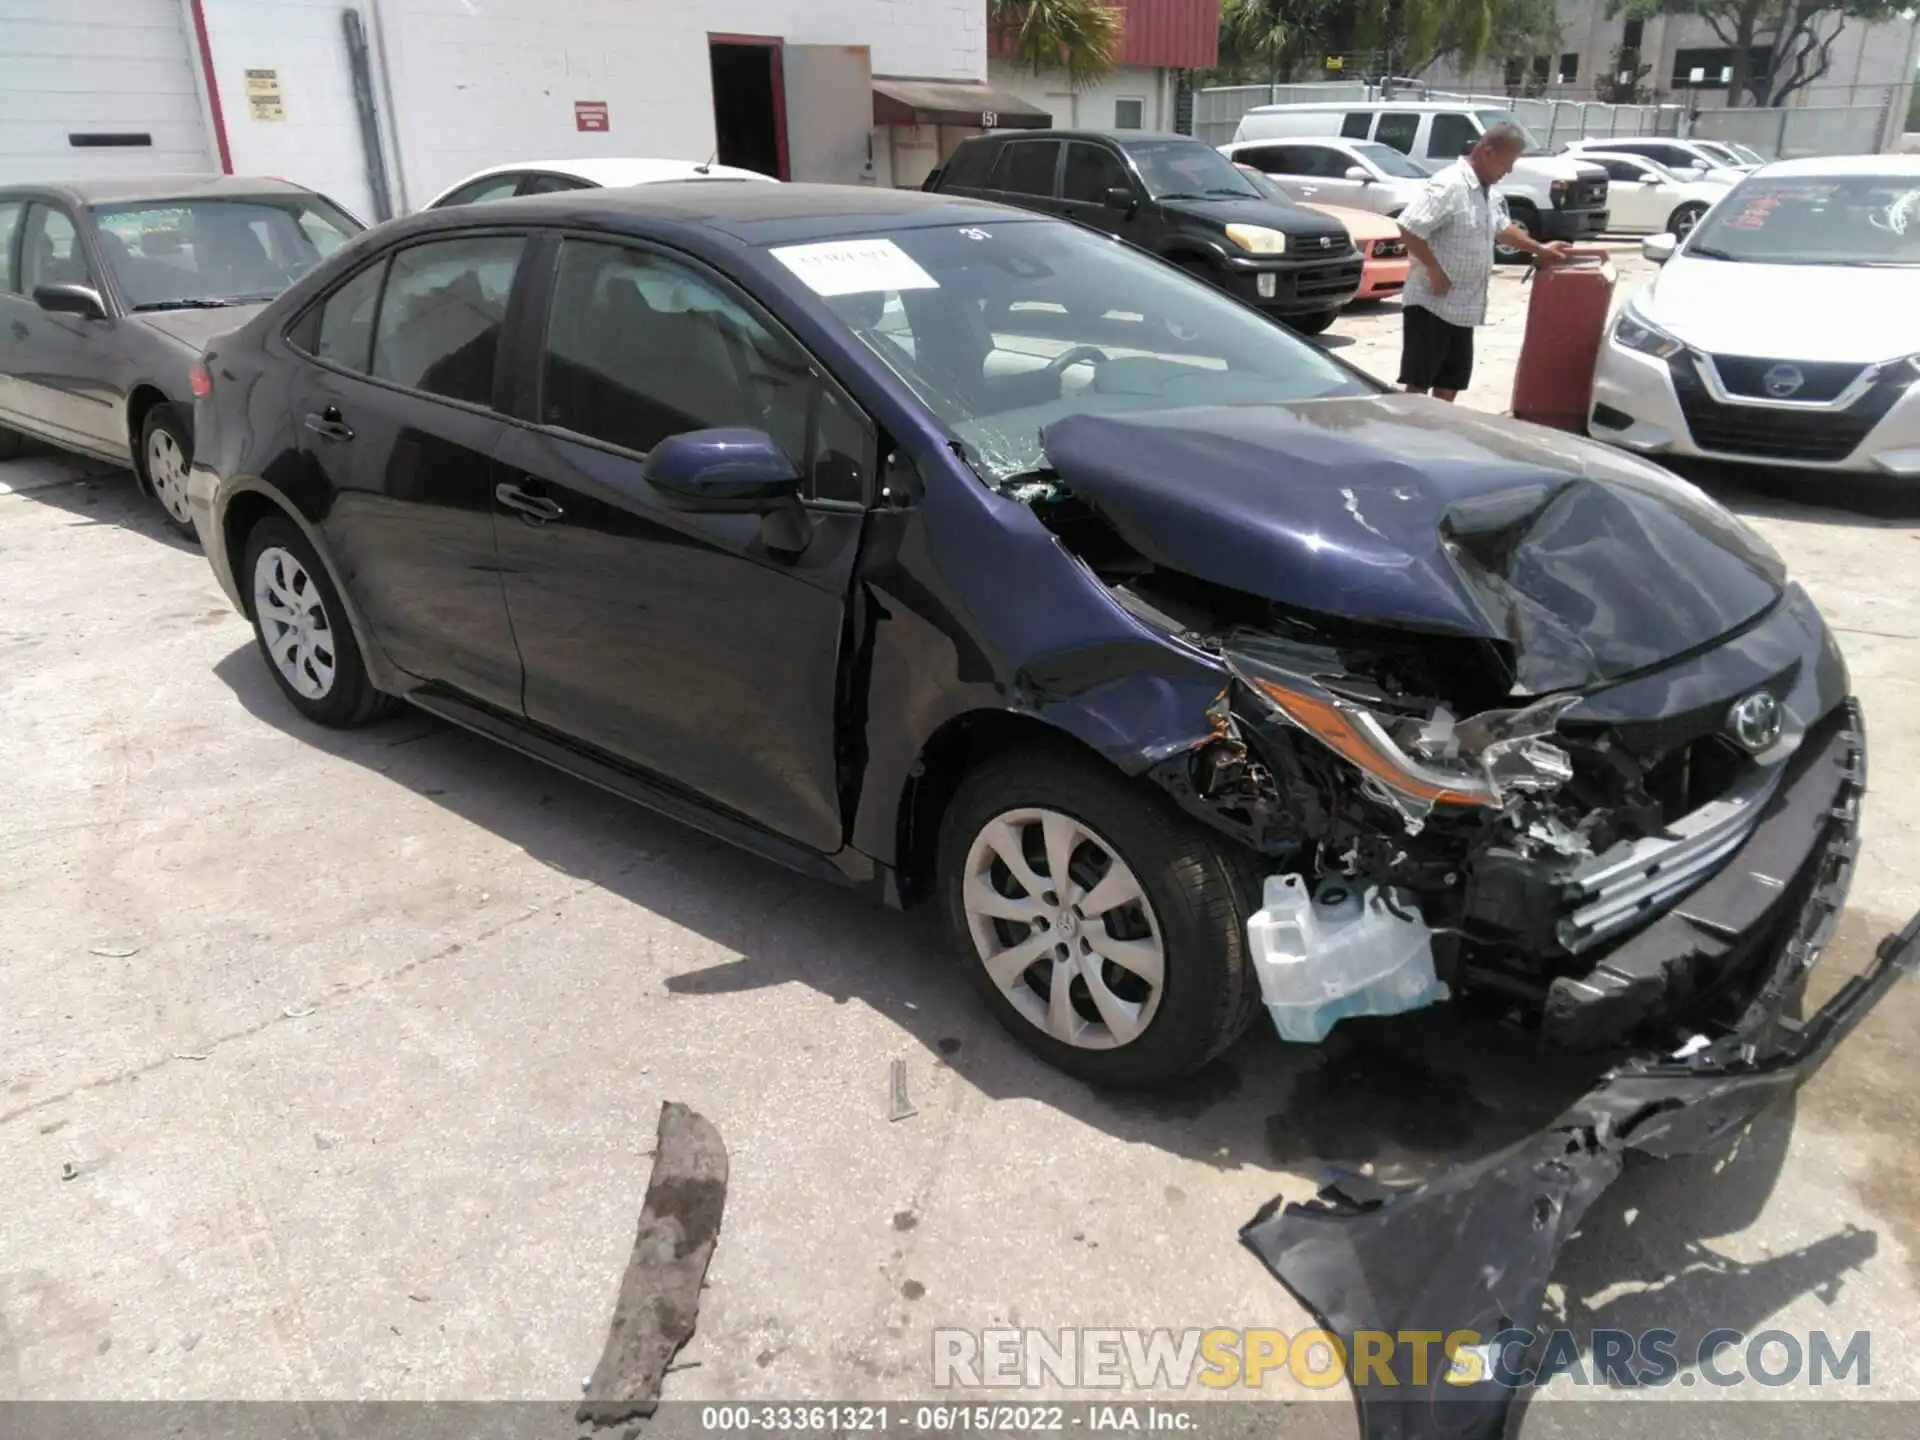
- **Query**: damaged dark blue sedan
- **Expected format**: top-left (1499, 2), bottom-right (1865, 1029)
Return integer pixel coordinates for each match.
top-left (186, 182), bottom-right (1885, 1092)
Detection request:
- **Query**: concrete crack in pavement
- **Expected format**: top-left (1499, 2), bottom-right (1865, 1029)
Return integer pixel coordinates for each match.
top-left (0, 880), bottom-right (596, 1130)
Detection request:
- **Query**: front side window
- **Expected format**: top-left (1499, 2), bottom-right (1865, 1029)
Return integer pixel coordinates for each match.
top-left (789, 220), bottom-right (1372, 487)
top-left (1351, 142), bottom-right (1428, 179)
top-left (1685, 175), bottom-right (1920, 267)
top-left (521, 174), bottom-right (592, 196)
top-left (992, 141), bottom-right (1062, 197)
top-left (542, 240), bottom-right (869, 502)
top-left (91, 195), bottom-right (361, 311)
top-left (20, 205), bottom-right (90, 293)
top-left (1125, 139), bottom-right (1261, 200)
top-left (1062, 143), bottom-right (1130, 204)
top-left (1601, 158), bottom-right (1652, 183)
top-left (939, 141), bottom-right (996, 190)
top-left (1296, 145), bottom-right (1353, 179)
top-left (1426, 113), bottom-right (1479, 160)
top-left (371, 235), bottom-right (525, 405)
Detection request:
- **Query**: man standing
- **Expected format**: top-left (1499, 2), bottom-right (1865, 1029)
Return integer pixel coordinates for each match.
top-left (1395, 124), bottom-right (1570, 402)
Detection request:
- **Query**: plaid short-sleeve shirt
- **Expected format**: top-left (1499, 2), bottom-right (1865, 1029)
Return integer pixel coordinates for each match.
top-left (1396, 158), bottom-right (1509, 327)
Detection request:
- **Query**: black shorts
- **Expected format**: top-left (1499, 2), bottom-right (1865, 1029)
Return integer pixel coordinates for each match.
top-left (1399, 304), bottom-right (1475, 392)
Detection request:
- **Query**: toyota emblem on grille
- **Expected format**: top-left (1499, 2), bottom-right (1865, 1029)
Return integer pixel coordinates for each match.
top-left (1727, 691), bottom-right (1783, 753)
top-left (1763, 363), bottom-right (1805, 398)
top-left (1318, 236), bottom-right (1331, 248)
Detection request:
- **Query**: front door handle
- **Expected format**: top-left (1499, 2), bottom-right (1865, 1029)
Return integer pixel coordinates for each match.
top-left (495, 480), bottom-right (564, 524)
top-left (303, 407), bottom-right (354, 443)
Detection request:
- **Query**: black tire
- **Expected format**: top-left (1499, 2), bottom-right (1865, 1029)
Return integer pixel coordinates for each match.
top-left (1667, 202), bottom-right (1708, 240)
top-left (936, 742), bottom-right (1264, 1088)
top-left (1286, 309), bottom-right (1339, 336)
top-left (1497, 203), bottom-right (1539, 264)
top-left (240, 514), bottom-right (393, 727)
top-left (137, 402), bottom-right (198, 540)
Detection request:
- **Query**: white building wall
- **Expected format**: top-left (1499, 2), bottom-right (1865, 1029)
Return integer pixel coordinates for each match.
top-left (985, 59), bottom-right (1176, 133)
top-left (199, 0), bottom-right (392, 222)
top-left (373, 0), bottom-right (987, 209)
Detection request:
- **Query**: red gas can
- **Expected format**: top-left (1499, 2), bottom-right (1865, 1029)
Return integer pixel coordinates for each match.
top-left (1510, 248), bottom-right (1616, 433)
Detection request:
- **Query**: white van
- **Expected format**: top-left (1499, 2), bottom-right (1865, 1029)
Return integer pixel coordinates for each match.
top-left (1231, 102), bottom-right (1610, 255)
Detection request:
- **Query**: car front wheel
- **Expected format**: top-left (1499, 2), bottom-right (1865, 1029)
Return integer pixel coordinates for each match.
top-left (242, 515), bottom-right (393, 727)
top-left (937, 744), bottom-right (1262, 1088)
top-left (1287, 309), bottom-right (1339, 336)
top-left (1667, 201), bottom-right (1708, 239)
top-left (139, 403), bottom-right (197, 539)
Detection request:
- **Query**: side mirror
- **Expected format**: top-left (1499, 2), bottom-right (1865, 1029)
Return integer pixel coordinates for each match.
top-left (643, 427), bottom-right (802, 511)
top-left (34, 283), bottom-right (107, 320)
top-left (1344, 166), bottom-right (1372, 183)
top-left (1103, 185), bottom-right (1137, 211)
top-left (1642, 233), bottom-right (1678, 264)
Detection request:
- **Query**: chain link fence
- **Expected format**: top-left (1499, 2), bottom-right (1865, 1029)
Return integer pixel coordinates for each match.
top-left (1192, 81), bottom-right (1684, 150)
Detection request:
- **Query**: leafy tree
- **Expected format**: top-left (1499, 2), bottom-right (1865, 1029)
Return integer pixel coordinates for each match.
top-left (991, 0), bottom-right (1125, 88)
top-left (1216, 0), bottom-right (1554, 85)
top-left (1616, 0), bottom-right (1899, 105)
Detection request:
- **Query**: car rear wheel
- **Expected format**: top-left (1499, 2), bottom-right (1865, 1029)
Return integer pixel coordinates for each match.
top-left (1667, 201), bottom-right (1708, 239)
top-left (138, 404), bottom-right (197, 539)
top-left (242, 515), bottom-right (393, 728)
top-left (937, 743), bottom-right (1262, 1088)
top-left (1287, 309), bottom-right (1339, 336)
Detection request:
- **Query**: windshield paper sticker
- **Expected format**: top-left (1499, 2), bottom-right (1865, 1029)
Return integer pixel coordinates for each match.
top-left (770, 239), bottom-right (939, 296)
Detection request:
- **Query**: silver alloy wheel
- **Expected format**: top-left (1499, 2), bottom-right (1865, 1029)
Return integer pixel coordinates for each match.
top-left (1672, 205), bottom-right (1703, 239)
top-left (251, 546), bottom-right (337, 700)
top-left (146, 426), bottom-right (192, 526)
top-left (961, 807), bottom-right (1165, 1050)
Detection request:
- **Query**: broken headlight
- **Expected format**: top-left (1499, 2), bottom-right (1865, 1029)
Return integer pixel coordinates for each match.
top-left (1228, 654), bottom-right (1577, 815)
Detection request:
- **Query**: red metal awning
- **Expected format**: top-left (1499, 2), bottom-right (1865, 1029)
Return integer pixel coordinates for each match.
top-left (872, 77), bottom-right (1052, 129)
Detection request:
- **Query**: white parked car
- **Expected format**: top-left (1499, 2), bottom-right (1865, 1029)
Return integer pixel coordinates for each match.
top-left (1589, 155), bottom-right (1920, 478)
top-left (1564, 136), bottom-right (1750, 186)
top-left (1229, 101), bottom-right (1612, 256)
top-left (1217, 136), bottom-right (1431, 218)
top-left (421, 157), bottom-right (775, 210)
top-left (1576, 152), bottom-right (1730, 236)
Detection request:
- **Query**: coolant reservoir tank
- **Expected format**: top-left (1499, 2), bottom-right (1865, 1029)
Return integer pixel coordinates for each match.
top-left (1246, 875), bottom-right (1449, 1043)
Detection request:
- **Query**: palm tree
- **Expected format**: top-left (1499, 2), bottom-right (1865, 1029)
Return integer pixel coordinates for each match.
top-left (990, 0), bottom-right (1125, 88)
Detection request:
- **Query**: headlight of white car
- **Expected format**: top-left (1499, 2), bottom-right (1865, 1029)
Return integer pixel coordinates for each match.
top-left (1612, 306), bottom-right (1685, 360)
top-left (1224, 224), bottom-right (1288, 255)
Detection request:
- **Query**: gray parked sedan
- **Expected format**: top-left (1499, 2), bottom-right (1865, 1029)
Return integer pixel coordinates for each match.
top-left (0, 176), bottom-right (361, 535)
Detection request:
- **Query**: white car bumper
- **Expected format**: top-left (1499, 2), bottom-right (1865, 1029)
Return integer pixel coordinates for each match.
top-left (1590, 338), bottom-right (1920, 477)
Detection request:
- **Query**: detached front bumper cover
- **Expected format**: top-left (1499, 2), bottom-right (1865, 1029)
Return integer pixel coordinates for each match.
top-left (1241, 710), bottom-right (1913, 1440)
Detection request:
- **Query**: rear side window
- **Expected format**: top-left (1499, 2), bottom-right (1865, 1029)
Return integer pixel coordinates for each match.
top-left (1375, 112), bottom-right (1420, 154)
top-left (1062, 142), bottom-right (1129, 203)
top-left (435, 174), bottom-right (523, 208)
top-left (939, 141), bottom-right (995, 189)
top-left (0, 201), bottom-right (21, 292)
top-left (991, 140), bottom-right (1061, 197)
top-left (1232, 145), bottom-right (1289, 172)
top-left (371, 235), bottom-right (524, 405)
top-left (1340, 112), bottom-right (1372, 139)
top-left (1295, 146), bottom-right (1352, 179)
top-left (1427, 113), bottom-right (1479, 160)
top-left (294, 259), bottom-right (387, 373)
top-left (521, 174), bottom-right (591, 195)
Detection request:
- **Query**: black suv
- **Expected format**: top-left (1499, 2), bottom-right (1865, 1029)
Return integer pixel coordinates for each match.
top-left (924, 130), bottom-right (1362, 335)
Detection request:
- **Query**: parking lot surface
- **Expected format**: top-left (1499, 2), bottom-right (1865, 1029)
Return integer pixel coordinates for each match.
top-left (4, 260), bottom-right (1919, 1424)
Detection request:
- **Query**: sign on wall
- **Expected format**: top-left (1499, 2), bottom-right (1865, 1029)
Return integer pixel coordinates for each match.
top-left (574, 100), bottom-right (610, 132)
top-left (245, 68), bottom-right (284, 121)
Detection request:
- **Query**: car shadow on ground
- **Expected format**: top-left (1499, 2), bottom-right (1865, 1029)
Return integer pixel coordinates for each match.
top-left (1669, 458), bottom-right (1920, 524)
top-left (0, 456), bottom-right (202, 553)
top-left (211, 643), bottom-right (1877, 1340)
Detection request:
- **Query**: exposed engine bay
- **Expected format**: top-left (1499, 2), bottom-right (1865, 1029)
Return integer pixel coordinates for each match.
top-left (1020, 402), bottom-right (1845, 1054)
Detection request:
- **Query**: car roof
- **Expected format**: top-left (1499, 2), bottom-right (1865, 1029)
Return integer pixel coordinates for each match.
top-left (1754, 154), bottom-right (1920, 179)
top-left (1245, 100), bottom-right (1490, 113)
top-left (0, 174), bottom-right (320, 205)
top-left (394, 179), bottom-right (1038, 247)
top-left (963, 129), bottom-right (1202, 148)
top-left (433, 156), bottom-right (776, 190)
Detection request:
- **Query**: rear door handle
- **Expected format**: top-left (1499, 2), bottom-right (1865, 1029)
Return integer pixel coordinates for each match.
top-left (495, 480), bottom-right (564, 524)
top-left (303, 407), bottom-right (354, 443)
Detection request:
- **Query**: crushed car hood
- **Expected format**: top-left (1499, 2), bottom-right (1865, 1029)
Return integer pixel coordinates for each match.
top-left (1041, 397), bottom-right (1787, 692)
